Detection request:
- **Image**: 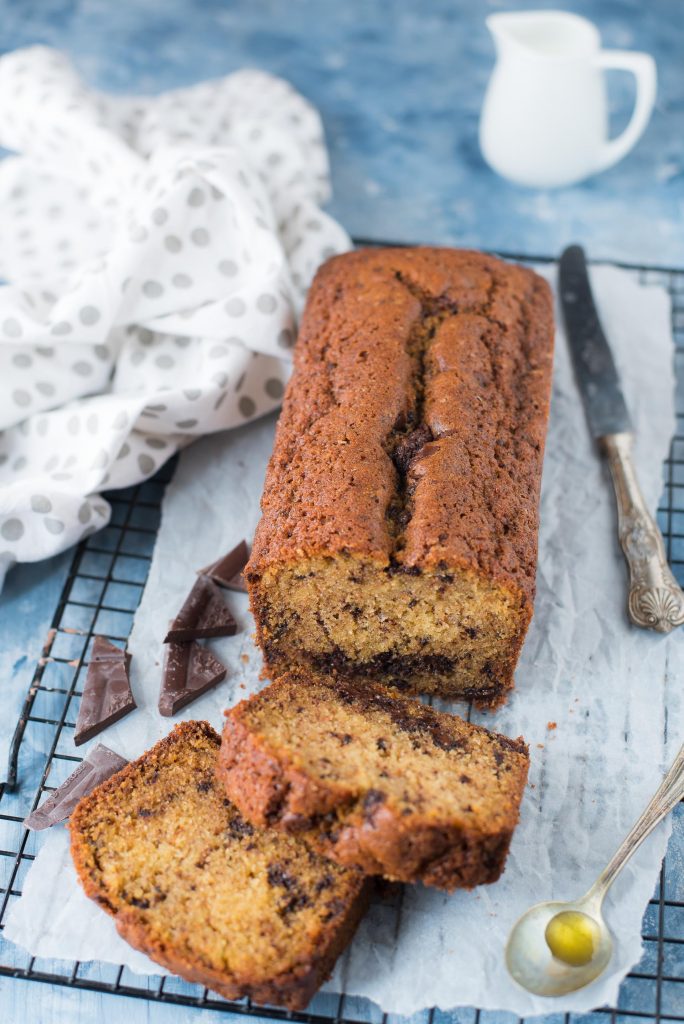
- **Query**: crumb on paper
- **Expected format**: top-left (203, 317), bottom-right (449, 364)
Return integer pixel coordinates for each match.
top-left (240, 653), bottom-right (249, 664)
top-left (547, 721), bottom-right (557, 731)
top-left (536, 743), bottom-right (544, 749)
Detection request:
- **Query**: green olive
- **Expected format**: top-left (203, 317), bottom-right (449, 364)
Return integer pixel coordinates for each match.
top-left (545, 910), bottom-right (600, 967)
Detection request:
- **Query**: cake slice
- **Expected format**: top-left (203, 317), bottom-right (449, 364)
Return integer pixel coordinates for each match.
top-left (217, 676), bottom-right (529, 891)
top-left (70, 721), bottom-right (369, 1010)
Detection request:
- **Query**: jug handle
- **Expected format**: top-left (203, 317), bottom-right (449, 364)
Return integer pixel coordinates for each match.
top-left (594, 51), bottom-right (657, 173)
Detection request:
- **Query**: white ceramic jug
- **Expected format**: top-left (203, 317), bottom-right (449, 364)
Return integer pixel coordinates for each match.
top-left (479, 10), bottom-right (656, 188)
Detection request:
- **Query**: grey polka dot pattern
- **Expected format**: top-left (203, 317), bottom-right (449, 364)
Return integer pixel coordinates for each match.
top-left (79, 305), bottom-right (101, 325)
top-left (1, 519), bottom-right (24, 541)
top-left (190, 227), bottom-right (210, 247)
top-left (44, 517), bottom-right (65, 534)
top-left (31, 494), bottom-right (52, 514)
top-left (238, 395), bottom-right (256, 418)
top-left (143, 280), bottom-right (164, 298)
top-left (0, 58), bottom-right (348, 567)
top-left (172, 273), bottom-right (192, 289)
top-left (3, 317), bottom-right (23, 338)
top-left (265, 377), bottom-right (284, 399)
top-left (257, 293), bottom-right (277, 314)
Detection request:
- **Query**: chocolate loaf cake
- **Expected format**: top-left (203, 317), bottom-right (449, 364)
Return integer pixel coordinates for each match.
top-left (217, 675), bottom-right (529, 891)
top-left (70, 721), bottom-right (369, 1010)
top-left (247, 247), bottom-right (554, 706)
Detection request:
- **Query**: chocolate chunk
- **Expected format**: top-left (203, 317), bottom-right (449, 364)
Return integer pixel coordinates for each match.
top-left (392, 424), bottom-right (434, 473)
top-left (74, 636), bottom-right (137, 746)
top-left (158, 641), bottom-right (226, 717)
top-left (198, 540), bottom-right (249, 593)
top-left (164, 576), bottom-right (237, 643)
top-left (24, 744), bottom-right (128, 831)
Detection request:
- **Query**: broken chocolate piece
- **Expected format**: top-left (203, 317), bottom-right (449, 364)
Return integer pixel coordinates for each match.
top-left (24, 744), bottom-right (128, 830)
top-left (198, 539), bottom-right (249, 593)
top-left (164, 576), bottom-right (237, 644)
top-left (74, 636), bottom-right (137, 746)
top-left (159, 641), bottom-right (227, 717)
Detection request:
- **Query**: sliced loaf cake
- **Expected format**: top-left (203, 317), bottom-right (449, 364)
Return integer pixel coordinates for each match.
top-left (70, 720), bottom-right (369, 1010)
top-left (217, 676), bottom-right (529, 891)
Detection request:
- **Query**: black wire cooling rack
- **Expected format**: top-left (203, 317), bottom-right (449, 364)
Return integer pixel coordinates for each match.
top-left (1, 249), bottom-right (683, 1024)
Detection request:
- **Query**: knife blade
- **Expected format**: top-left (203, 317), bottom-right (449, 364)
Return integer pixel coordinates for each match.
top-left (559, 244), bottom-right (632, 438)
top-left (557, 244), bottom-right (684, 634)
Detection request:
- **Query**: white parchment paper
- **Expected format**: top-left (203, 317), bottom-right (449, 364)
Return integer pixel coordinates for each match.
top-left (6, 265), bottom-right (682, 1016)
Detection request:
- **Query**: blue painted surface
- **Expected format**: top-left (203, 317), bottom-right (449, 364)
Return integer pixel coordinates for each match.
top-left (0, 0), bottom-right (682, 265)
top-left (0, 551), bottom-right (72, 781)
top-left (0, 0), bottom-right (683, 1021)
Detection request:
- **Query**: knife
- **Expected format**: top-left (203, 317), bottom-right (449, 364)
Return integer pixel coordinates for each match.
top-left (559, 244), bottom-right (684, 634)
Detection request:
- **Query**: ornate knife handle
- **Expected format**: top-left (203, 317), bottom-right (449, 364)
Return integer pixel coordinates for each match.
top-left (601, 433), bottom-right (684, 633)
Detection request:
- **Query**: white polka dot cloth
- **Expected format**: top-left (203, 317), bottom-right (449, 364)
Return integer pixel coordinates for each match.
top-left (0, 46), bottom-right (350, 587)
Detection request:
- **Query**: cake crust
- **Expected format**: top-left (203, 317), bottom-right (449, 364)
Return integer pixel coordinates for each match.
top-left (70, 720), bottom-right (369, 1010)
top-left (246, 247), bottom-right (554, 705)
top-left (217, 677), bottom-right (530, 891)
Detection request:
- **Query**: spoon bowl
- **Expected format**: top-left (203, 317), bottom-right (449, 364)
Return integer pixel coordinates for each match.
top-left (506, 898), bottom-right (612, 997)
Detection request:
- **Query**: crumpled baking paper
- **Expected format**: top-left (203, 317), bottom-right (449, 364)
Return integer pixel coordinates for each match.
top-left (5, 265), bottom-right (682, 1016)
top-left (0, 45), bottom-right (349, 587)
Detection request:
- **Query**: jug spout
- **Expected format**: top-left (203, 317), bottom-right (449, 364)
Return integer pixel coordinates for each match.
top-left (485, 12), bottom-right (525, 51)
top-left (485, 10), bottom-right (600, 58)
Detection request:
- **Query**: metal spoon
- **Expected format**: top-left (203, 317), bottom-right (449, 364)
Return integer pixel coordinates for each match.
top-left (506, 742), bottom-right (684, 996)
